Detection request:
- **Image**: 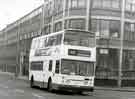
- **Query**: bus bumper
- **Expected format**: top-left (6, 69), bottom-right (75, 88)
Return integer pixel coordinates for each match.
top-left (53, 84), bottom-right (94, 92)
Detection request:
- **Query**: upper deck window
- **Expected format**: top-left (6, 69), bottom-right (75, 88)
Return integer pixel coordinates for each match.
top-left (64, 30), bottom-right (95, 47)
top-left (45, 33), bottom-right (63, 47)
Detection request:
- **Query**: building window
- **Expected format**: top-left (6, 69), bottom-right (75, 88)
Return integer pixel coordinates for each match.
top-left (103, 0), bottom-right (111, 8)
top-left (71, 0), bottom-right (78, 8)
top-left (124, 22), bottom-right (135, 41)
top-left (70, 0), bottom-right (86, 8)
top-left (96, 48), bottom-right (119, 78)
top-left (78, 0), bottom-right (86, 8)
top-left (123, 50), bottom-right (135, 71)
top-left (91, 19), bottom-right (100, 37)
top-left (109, 21), bottom-right (120, 38)
top-left (112, 0), bottom-right (120, 9)
top-left (93, 0), bottom-right (102, 8)
top-left (54, 22), bottom-right (62, 32)
top-left (100, 20), bottom-right (109, 38)
top-left (54, 0), bottom-right (63, 14)
top-left (44, 25), bottom-right (51, 34)
top-left (132, 4), bottom-right (135, 12)
top-left (93, 0), bottom-right (120, 9)
top-left (91, 19), bottom-right (120, 38)
top-left (126, 3), bottom-right (132, 11)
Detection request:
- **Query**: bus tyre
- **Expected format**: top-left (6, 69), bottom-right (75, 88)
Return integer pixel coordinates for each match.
top-left (77, 91), bottom-right (83, 95)
top-left (30, 77), bottom-right (34, 88)
top-left (48, 79), bottom-right (53, 92)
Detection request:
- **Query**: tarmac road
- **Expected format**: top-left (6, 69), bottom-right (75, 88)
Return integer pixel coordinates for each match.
top-left (0, 72), bottom-right (135, 99)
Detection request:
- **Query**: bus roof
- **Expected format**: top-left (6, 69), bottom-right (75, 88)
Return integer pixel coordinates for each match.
top-left (32, 29), bottom-right (95, 41)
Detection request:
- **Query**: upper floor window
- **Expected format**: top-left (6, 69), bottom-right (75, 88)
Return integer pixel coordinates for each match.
top-left (112, 0), bottom-right (120, 9)
top-left (93, 0), bottom-right (120, 9)
top-left (70, 0), bottom-right (86, 9)
top-left (54, 22), bottom-right (62, 32)
top-left (103, 0), bottom-right (111, 8)
top-left (91, 19), bottom-right (120, 38)
top-left (125, 0), bottom-right (132, 11)
top-left (93, 0), bottom-right (102, 8)
top-left (54, 0), bottom-right (63, 13)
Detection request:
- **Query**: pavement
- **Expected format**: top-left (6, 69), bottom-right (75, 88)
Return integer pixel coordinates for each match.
top-left (1, 71), bottom-right (135, 92)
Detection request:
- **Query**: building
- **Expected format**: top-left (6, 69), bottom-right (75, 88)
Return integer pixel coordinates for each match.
top-left (0, 0), bottom-right (135, 86)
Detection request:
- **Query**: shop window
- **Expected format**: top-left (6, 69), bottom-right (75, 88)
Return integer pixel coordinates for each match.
top-left (123, 50), bottom-right (135, 71)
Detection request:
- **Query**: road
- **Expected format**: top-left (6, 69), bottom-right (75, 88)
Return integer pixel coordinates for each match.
top-left (0, 73), bottom-right (135, 99)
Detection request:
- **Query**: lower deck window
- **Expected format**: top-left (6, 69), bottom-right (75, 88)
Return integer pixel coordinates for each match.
top-left (30, 61), bottom-right (43, 71)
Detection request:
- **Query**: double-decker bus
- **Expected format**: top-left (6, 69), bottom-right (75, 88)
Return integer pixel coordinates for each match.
top-left (29, 29), bottom-right (96, 93)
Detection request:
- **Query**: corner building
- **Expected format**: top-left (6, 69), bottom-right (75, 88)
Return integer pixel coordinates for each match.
top-left (0, 0), bottom-right (135, 86)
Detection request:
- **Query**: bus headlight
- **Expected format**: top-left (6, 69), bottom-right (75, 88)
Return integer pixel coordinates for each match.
top-left (65, 79), bottom-right (70, 84)
top-left (61, 76), bottom-right (65, 83)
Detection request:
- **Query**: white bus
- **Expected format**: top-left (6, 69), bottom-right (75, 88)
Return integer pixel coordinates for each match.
top-left (29, 29), bottom-right (96, 93)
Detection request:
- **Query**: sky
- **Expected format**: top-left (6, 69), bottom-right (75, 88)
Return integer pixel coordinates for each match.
top-left (0, 0), bottom-right (44, 30)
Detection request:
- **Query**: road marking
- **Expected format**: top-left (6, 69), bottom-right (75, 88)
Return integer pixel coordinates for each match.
top-left (32, 93), bottom-right (45, 98)
top-left (3, 86), bottom-right (9, 89)
top-left (0, 90), bottom-right (9, 96)
top-left (0, 84), bottom-right (9, 89)
top-left (14, 89), bottom-right (24, 93)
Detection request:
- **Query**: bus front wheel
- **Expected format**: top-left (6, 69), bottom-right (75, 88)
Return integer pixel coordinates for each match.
top-left (30, 76), bottom-right (34, 88)
top-left (48, 79), bottom-right (53, 92)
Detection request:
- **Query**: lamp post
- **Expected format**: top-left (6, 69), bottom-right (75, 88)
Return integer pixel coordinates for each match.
top-left (118, 0), bottom-right (125, 87)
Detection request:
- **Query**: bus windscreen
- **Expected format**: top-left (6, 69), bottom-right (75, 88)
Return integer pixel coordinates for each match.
top-left (61, 59), bottom-right (94, 76)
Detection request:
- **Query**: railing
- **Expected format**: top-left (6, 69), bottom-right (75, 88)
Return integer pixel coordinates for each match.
top-left (95, 69), bottom-right (118, 79)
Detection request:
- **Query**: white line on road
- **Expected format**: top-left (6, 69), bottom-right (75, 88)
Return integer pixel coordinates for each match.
top-left (0, 90), bottom-right (9, 96)
top-left (32, 93), bottom-right (45, 98)
top-left (3, 86), bottom-right (9, 89)
top-left (14, 89), bottom-right (25, 93)
top-left (0, 84), bottom-right (9, 89)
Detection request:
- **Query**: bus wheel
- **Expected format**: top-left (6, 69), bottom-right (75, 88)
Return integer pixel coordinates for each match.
top-left (77, 91), bottom-right (83, 95)
top-left (30, 77), bottom-right (34, 88)
top-left (48, 79), bottom-right (53, 92)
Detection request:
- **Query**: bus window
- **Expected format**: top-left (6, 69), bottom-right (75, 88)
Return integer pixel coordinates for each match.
top-left (39, 38), bottom-right (44, 48)
top-left (64, 31), bottom-right (95, 47)
top-left (30, 61), bottom-right (43, 71)
top-left (49, 60), bottom-right (53, 71)
top-left (56, 34), bottom-right (62, 45)
top-left (55, 60), bottom-right (60, 73)
top-left (44, 34), bottom-right (63, 47)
